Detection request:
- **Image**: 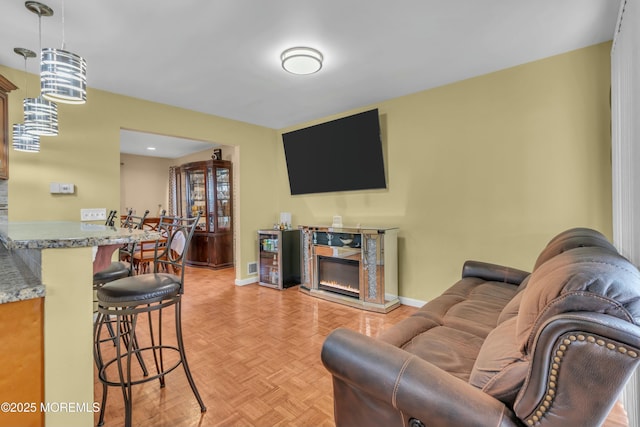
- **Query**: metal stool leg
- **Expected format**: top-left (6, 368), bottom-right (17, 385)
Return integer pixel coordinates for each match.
top-left (175, 299), bottom-right (206, 412)
top-left (114, 312), bottom-right (137, 427)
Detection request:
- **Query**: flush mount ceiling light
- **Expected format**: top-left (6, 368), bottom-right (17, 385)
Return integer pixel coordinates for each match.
top-left (281, 47), bottom-right (323, 75)
top-left (26, 0), bottom-right (87, 104)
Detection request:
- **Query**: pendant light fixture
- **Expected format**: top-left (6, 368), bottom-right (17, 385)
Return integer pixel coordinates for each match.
top-left (12, 47), bottom-right (40, 153)
top-left (13, 124), bottom-right (41, 152)
top-left (33, 0), bottom-right (87, 104)
top-left (24, 1), bottom-right (58, 136)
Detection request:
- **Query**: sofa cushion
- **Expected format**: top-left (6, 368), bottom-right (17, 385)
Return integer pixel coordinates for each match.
top-left (468, 317), bottom-right (529, 404)
top-left (413, 277), bottom-right (519, 338)
top-left (400, 326), bottom-right (485, 381)
top-left (379, 276), bottom-right (519, 381)
top-left (497, 288), bottom-right (524, 324)
top-left (517, 246), bottom-right (640, 351)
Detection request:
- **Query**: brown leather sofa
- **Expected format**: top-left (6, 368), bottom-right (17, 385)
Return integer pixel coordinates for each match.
top-left (321, 228), bottom-right (640, 427)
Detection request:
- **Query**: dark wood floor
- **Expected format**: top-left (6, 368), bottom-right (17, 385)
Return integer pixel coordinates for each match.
top-left (94, 266), bottom-right (417, 427)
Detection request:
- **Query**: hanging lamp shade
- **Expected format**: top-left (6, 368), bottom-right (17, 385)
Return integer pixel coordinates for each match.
top-left (24, 96), bottom-right (58, 136)
top-left (41, 47), bottom-right (86, 104)
top-left (12, 124), bottom-right (41, 152)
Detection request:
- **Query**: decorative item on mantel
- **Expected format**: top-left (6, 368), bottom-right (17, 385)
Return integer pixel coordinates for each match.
top-left (275, 212), bottom-right (292, 230)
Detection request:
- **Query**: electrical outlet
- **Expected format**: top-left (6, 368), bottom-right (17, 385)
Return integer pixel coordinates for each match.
top-left (80, 208), bottom-right (107, 222)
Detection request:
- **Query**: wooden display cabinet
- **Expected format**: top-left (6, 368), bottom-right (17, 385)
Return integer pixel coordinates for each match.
top-left (176, 160), bottom-right (233, 269)
top-left (0, 74), bottom-right (18, 180)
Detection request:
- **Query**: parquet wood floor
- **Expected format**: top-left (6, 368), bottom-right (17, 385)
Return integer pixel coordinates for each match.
top-left (93, 267), bottom-right (417, 427)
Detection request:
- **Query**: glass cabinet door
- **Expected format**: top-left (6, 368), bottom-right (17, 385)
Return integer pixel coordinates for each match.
top-left (216, 166), bottom-right (231, 231)
top-left (186, 169), bottom-right (207, 231)
top-left (207, 166), bottom-right (215, 232)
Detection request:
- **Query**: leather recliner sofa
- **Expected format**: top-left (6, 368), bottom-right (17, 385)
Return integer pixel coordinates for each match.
top-left (321, 228), bottom-right (640, 426)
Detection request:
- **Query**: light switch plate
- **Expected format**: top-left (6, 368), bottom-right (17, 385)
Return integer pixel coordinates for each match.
top-left (60, 183), bottom-right (75, 194)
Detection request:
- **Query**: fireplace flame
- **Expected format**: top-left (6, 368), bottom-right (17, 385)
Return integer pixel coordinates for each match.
top-left (319, 280), bottom-right (360, 294)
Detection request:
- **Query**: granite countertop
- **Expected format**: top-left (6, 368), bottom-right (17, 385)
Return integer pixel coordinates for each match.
top-left (0, 221), bottom-right (160, 249)
top-left (0, 244), bottom-right (44, 304)
top-left (0, 221), bottom-right (161, 304)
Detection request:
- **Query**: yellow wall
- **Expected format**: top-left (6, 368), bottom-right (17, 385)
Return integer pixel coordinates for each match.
top-left (2, 42), bottom-right (612, 301)
top-left (277, 42), bottom-right (613, 302)
top-left (2, 64), bottom-right (279, 285)
top-left (120, 153), bottom-right (172, 216)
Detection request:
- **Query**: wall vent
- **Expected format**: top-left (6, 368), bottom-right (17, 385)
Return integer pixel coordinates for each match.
top-left (247, 262), bottom-right (258, 275)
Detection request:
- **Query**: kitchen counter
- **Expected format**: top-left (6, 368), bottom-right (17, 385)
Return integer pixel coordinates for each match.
top-left (0, 221), bottom-right (161, 427)
top-left (0, 220), bottom-right (159, 249)
top-left (0, 221), bottom-right (159, 305)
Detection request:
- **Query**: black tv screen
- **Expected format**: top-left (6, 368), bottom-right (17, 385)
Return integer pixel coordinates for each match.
top-left (282, 109), bottom-right (386, 195)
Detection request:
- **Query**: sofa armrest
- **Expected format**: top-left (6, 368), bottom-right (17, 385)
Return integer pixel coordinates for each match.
top-left (515, 313), bottom-right (640, 426)
top-left (321, 328), bottom-right (520, 427)
top-left (462, 260), bottom-right (530, 285)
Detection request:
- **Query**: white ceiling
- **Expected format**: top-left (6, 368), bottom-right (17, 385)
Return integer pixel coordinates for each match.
top-left (119, 130), bottom-right (216, 159)
top-left (0, 0), bottom-right (621, 158)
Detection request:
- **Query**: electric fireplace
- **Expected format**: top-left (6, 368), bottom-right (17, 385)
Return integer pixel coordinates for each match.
top-left (298, 225), bottom-right (400, 313)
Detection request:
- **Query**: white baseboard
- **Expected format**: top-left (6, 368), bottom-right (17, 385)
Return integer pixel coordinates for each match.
top-left (398, 296), bottom-right (426, 308)
top-left (235, 276), bottom-right (258, 286)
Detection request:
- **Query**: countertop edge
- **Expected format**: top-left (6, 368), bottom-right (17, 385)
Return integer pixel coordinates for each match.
top-left (0, 285), bottom-right (46, 304)
top-left (0, 222), bottom-right (161, 250)
top-left (0, 245), bottom-right (45, 304)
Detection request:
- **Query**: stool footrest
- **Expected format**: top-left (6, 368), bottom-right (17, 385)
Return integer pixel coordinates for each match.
top-left (97, 345), bottom-right (182, 387)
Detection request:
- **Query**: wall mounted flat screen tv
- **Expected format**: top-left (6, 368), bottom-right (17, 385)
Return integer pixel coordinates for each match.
top-left (282, 109), bottom-right (386, 195)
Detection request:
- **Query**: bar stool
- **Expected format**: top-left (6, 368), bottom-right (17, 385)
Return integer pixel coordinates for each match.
top-left (93, 209), bottom-right (149, 367)
top-left (93, 212), bottom-right (206, 427)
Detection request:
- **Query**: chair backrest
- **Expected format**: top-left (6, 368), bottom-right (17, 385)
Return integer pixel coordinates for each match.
top-left (152, 212), bottom-right (201, 291)
top-left (105, 209), bottom-right (118, 226)
top-left (532, 227), bottom-right (617, 271)
top-left (118, 210), bottom-right (150, 273)
top-left (121, 209), bottom-right (150, 229)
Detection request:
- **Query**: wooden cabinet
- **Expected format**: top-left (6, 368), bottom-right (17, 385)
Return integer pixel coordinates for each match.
top-left (0, 298), bottom-right (44, 427)
top-left (176, 160), bottom-right (233, 269)
top-left (0, 74), bottom-right (18, 180)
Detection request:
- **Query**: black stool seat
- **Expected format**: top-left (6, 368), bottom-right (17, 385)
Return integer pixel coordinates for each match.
top-left (97, 274), bottom-right (180, 304)
top-left (93, 262), bottom-right (130, 285)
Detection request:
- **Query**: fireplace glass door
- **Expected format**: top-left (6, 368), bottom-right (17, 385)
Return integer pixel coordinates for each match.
top-left (317, 256), bottom-right (360, 298)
